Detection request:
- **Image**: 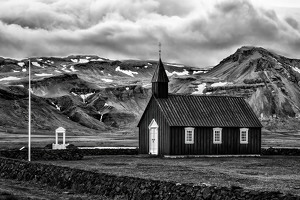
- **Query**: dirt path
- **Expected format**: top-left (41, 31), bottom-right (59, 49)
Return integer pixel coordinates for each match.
top-left (0, 178), bottom-right (111, 200)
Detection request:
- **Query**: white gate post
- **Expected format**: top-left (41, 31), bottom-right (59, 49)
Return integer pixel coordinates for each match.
top-left (55, 131), bottom-right (58, 144)
top-left (63, 131), bottom-right (65, 145)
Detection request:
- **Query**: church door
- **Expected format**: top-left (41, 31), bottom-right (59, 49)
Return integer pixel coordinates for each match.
top-left (149, 119), bottom-right (158, 155)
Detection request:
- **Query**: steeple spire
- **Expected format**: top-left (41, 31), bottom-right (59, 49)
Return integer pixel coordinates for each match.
top-left (151, 42), bottom-right (169, 98)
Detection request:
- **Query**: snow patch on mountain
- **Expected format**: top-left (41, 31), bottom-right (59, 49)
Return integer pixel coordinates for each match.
top-left (192, 83), bottom-right (206, 94)
top-left (55, 104), bottom-right (61, 111)
top-left (35, 73), bottom-right (53, 77)
top-left (72, 59), bottom-right (89, 63)
top-left (90, 58), bottom-right (104, 61)
top-left (166, 69), bottom-right (189, 76)
top-left (62, 66), bottom-right (71, 73)
top-left (0, 76), bottom-right (21, 81)
top-left (102, 78), bottom-right (113, 82)
top-left (13, 70), bottom-right (20, 73)
top-left (79, 59), bottom-right (89, 63)
top-left (18, 62), bottom-right (24, 67)
top-left (46, 60), bottom-right (54, 64)
top-left (32, 62), bottom-right (41, 67)
top-left (115, 66), bottom-right (138, 77)
top-left (70, 66), bottom-right (78, 72)
top-left (193, 70), bottom-right (206, 75)
top-left (80, 92), bottom-right (95, 103)
top-left (291, 66), bottom-right (300, 74)
top-left (22, 68), bottom-right (27, 72)
top-left (211, 82), bottom-right (232, 87)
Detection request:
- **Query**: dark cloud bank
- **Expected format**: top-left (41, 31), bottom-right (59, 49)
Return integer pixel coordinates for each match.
top-left (0, 0), bottom-right (299, 67)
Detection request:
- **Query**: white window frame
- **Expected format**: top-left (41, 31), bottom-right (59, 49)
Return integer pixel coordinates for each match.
top-left (185, 127), bottom-right (194, 144)
top-left (240, 128), bottom-right (249, 144)
top-left (213, 128), bottom-right (222, 144)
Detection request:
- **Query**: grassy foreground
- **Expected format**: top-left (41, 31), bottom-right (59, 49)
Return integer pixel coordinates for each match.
top-left (39, 155), bottom-right (300, 196)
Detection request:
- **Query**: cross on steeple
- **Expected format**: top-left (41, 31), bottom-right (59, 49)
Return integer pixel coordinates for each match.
top-left (159, 42), bottom-right (161, 59)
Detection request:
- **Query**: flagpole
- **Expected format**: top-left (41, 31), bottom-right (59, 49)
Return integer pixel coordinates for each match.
top-left (28, 59), bottom-right (31, 162)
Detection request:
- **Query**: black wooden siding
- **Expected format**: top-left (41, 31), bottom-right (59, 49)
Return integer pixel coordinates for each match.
top-left (138, 97), bottom-right (170, 155)
top-left (170, 127), bottom-right (261, 155)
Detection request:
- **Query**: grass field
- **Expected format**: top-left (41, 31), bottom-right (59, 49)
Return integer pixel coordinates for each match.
top-left (0, 131), bottom-right (138, 149)
top-left (1, 129), bottom-right (300, 150)
top-left (262, 130), bottom-right (300, 147)
top-left (39, 155), bottom-right (300, 196)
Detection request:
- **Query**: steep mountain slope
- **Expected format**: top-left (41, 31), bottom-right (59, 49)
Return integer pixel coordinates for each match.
top-left (206, 46), bottom-right (300, 117)
top-left (185, 46), bottom-right (300, 130)
top-left (0, 84), bottom-right (105, 135)
top-left (0, 55), bottom-right (198, 134)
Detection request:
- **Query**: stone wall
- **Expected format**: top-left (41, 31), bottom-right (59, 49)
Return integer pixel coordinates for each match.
top-left (1, 147), bottom-right (299, 161)
top-left (0, 149), bottom-right (83, 161)
top-left (0, 148), bottom-right (138, 160)
top-left (261, 147), bottom-right (300, 156)
top-left (79, 148), bottom-right (138, 156)
top-left (0, 157), bottom-right (298, 200)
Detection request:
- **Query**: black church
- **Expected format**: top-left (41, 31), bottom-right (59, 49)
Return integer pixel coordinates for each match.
top-left (137, 55), bottom-right (262, 156)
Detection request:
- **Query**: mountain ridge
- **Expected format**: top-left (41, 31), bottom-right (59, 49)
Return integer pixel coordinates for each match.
top-left (1, 46), bottom-right (300, 134)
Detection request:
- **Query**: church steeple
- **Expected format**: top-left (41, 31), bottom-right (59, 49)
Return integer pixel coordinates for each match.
top-left (151, 43), bottom-right (169, 98)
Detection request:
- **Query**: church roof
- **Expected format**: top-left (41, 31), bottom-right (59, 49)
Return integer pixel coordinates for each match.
top-left (154, 94), bottom-right (262, 127)
top-left (151, 58), bottom-right (169, 83)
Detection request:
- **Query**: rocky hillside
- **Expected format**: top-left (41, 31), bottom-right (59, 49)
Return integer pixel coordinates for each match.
top-left (0, 55), bottom-right (201, 134)
top-left (1, 46), bottom-right (300, 134)
top-left (182, 46), bottom-right (300, 131)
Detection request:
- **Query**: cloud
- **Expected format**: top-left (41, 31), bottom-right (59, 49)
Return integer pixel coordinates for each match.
top-left (0, 0), bottom-right (300, 67)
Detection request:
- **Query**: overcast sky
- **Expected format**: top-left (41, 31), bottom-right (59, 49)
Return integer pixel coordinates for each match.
top-left (0, 0), bottom-right (300, 67)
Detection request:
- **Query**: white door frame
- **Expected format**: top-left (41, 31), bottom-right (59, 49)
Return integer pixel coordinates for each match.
top-left (148, 119), bottom-right (158, 155)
